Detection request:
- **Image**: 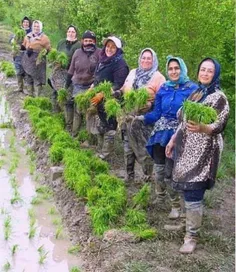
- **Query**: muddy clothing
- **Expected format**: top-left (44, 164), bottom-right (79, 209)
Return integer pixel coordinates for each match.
top-left (57, 39), bottom-right (81, 69)
top-left (68, 47), bottom-right (101, 96)
top-left (21, 32), bottom-right (51, 87)
top-left (172, 90), bottom-right (229, 191)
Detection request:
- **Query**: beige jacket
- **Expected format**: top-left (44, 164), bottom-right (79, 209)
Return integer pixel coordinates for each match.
top-left (22, 33), bottom-right (51, 52)
top-left (121, 69), bottom-right (166, 103)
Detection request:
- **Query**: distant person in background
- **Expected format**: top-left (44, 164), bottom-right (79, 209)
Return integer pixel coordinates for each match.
top-left (10, 16), bottom-right (31, 93)
top-left (48, 25), bottom-right (80, 112)
top-left (21, 20), bottom-right (51, 97)
top-left (166, 57), bottom-right (230, 254)
top-left (119, 48), bottom-right (166, 183)
top-left (65, 30), bottom-right (101, 136)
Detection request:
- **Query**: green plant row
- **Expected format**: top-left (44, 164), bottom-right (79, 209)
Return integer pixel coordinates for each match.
top-left (183, 100), bottom-right (217, 124)
top-left (0, 60), bottom-right (15, 77)
top-left (23, 97), bottom-right (156, 239)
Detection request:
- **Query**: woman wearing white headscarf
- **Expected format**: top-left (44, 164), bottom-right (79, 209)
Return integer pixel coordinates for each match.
top-left (22, 20), bottom-right (51, 97)
top-left (120, 48), bottom-right (166, 183)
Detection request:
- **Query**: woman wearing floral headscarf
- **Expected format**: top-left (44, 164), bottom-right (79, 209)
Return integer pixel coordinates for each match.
top-left (22, 20), bottom-right (51, 97)
top-left (136, 56), bottom-right (198, 221)
top-left (166, 57), bottom-right (230, 254)
top-left (120, 48), bottom-right (165, 184)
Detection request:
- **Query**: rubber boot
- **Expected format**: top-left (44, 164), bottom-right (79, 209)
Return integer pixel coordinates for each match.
top-left (99, 130), bottom-right (116, 160)
top-left (52, 90), bottom-right (61, 113)
top-left (179, 201), bottom-right (203, 254)
top-left (35, 85), bottom-right (43, 97)
top-left (153, 164), bottom-right (166, 205)
top-left (124, 153), bottom-right (135, 182)
top-left (65, 100), bottom-right (74, 133)
top-left (72, 105), bottom-right (83, 137)
top-left (24, 84), bottom-right (34, 96)
top-left (16, 75), bottom-right (24, 92)
top-left (142, 158), bottom-right (154, 182)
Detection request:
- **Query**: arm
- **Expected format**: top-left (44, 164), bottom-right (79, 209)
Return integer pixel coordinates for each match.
top-left (143, 90), bottom-right (162, 125)
top-left (146, 71), bottom-right (166, 102)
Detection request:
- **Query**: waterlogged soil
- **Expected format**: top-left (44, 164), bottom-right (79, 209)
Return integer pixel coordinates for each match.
top-left (0, 23), bottom-right (235, 272)
top-left (0, 99), bottom-right (83, 271)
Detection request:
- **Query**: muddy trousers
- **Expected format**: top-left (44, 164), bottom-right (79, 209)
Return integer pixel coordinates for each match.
top-left (123, 131), bottom-right (153, 182)
top-left (24, 74), bottom-right (43, 97)
top-left (51, 90), bottom-right (61, 113)
top-left (97, 130), bottom-right (116, 159)
top-left (65, 100), bottom-right (83, 137)
top-left (16, 75), bottom-right (24, 92)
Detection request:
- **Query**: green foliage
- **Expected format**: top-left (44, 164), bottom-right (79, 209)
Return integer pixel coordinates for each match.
top-left (132, 184), bottom-right (151, 209)
top-left (0, 60), bottom-right (15, 77)
top-left (95, 81), bottom-right (113, 99)
top-left (23, 97), bottom-right (52, 111)
top-left (104, 98), bottom-right (122, 118)
top-left (77, 129), bottom-right (89, 142)
top-left (123, 88), bottom-right (149, 113)
top-left (36, 48), bottom-right (47, 65)
top-left (56, 52), bottom-right (69, 68)
top-left (14, 27), bottom-right (25, 41)
top-left (57, 88), bottom-right (68, 107)
top-left (47, 48), bottom-right (58, 63)
top-left (183, 100), bottom-right (217, 124)
top-left (74, 89), bottom-right (99, 112)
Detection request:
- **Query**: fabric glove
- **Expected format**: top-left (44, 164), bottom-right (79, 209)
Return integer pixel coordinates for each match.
top-left (90, 92), bottom-right (104, 106)
top-left (134, 115), bottom-right (145, 121)
top-left (26, 48), bottom-right (34, 57)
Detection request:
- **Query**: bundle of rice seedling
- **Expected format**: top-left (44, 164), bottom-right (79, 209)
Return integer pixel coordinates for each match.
top-left (36, 48), bottom-right (47, 65)
top-left (57, 88), bottom-right (68, 107)
top-left (136, 88), bottom-right (149, 109)
top-left (47, 48), bottom-right (58, 63)
top-left (123, 90), bottom-right (137, 112)
top-left (56, 52), bottom-right (68, 68)
top-left (14, 28), bottom-right (25, 42)
top-left (183, 100), bottom-right (217, 124)
top-left (104, 98), bottom-right (122, 118)
top-left (94, 81), bottom-right (113, 99)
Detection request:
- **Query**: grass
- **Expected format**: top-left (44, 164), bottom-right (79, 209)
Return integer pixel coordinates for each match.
top-left (55, 225), bottom-right (63, 239)
top-left (10, 188), bottom-right (22, 204)
top-left (31, 195), bottom-right (43, 205)
top-left (38, 245), bottom-right (48, 265)
top-left (52, 217), bottom-right (62, 226)
top-left (0, 147), bottom-right (7, 156)
top-left (68, 244), bottom-right (81, 255)
top-left (36, 185), bottom-right (53, 200)
top-left (70, 267), bottom-right (81, 272)
top-left (48, 206), bottom-right (57, 215)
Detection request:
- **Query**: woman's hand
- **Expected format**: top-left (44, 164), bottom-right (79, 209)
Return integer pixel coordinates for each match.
top-left (165, 135), bottom-right (176, 158)
top-left (186, 120), bottom-right (212, 134)
top-left (90, 92), bottom-right (104, 106)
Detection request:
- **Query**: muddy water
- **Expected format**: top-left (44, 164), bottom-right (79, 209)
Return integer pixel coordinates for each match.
top-left (0, 96), bottom-right (83, 271)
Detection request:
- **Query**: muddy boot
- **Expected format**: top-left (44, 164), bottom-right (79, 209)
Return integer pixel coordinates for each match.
top-left (65, 100), bottom-right (74, 133)
top-left (142, 159), bottom-right (154, 182)
top-left (99, 130), bottom-right (116, 160)
top-left (52, 90), bottom-right (60, 113)
top-left (16, 75), bottom-right (24, 92)
top-left (24, 84), bottom-right (34, 96)
top-left (35, 85), bottom-right (43, 97)
top-left (124, 153), bottom-right (135, 182)
top-left (72, 106), bottom-right (83, 137)
top-left (153, 164), bottom-right (166, 205)
top-left (179, 201), bottom-right (203, 254)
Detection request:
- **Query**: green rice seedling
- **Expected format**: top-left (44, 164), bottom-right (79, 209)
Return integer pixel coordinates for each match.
top-left (94, 174), bottom-right (124, 191)
top-left (4, 215), bottom-right (12, 240)
top-left (0, 122), bottom-right (12, 128)
top-left (2, 261), bottom-right (11, 271)
top-left (10, 176), bottom-right (18, 189)
top-left (9, 136), bottom-right (15, 149)
top-left (36, 185), bottom-right (53, 199)
top-left (55, 225), bottom-right (63, 239)
top-left (52, 217), bottom-right (61, 226)
top-left (8, 158), bottom-right (19, 174)
top-left (74, 173), bottom-right (91, 197)
top-left (132, 183), bottom-right (151, 209)
top-left (29, 161), bottom-right (36, 175)
top-left (38, 245), bottom-right (48, 264)
top-left (20, 139), bottom-right (27, 147)
top-left (94, 81), bottom-right (113, 99)
top-left (136, 87), bottom-right (149, 109)
top-left (0, 147), bottom-right (7, 156)
top-left (48, 206), bottom-right (57, 215)
top-left (77, 129), bottom-right (89, 143)
top-left (183, 100), bottom-right (217, 124)
top-left (74, 92), bottom-right (91, 113)
top-left (28, 224), bottom-right (37, 239)
top-left (132, 228), bottom-right (157, 240)
top-left (0, 159), bottom-right (5, 168)
top-left (31, 195), bottom-right (43, 205)
top-left (87, 187), bottom-right (104, 206)
top-left (1, 207), bottom-right (7, 214)
top-left (57, 88), bottom-right (68, 107)
top-left (47, 48), bottom-right (58, 63)
top-left (70, 267), bottom-right (81, 272)
top-left (23, 97), bottom-right (52, 112)
top-left (28, 208), bottom-right (36, 219)
top-left (14, 28), bottom-right (25, 42)
top-left (56, 52), bottom-right (69, 68)
top-left (123, 90), bottom-right (137, 112)
top-left (10, 188), bottom-right (22, 204)
top-left (36, 48), bottom-right (47, 65)
top-left (11, 244), bottom-right (19, 255)
top-left (68, 244), bottom-right (81, 255)
top-left (125, 208), bottom-right (147, 226)
top-left (104, 98), bottom-right (122, 118)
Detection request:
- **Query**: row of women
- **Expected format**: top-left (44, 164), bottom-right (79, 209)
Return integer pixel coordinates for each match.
top-left (12, 17), bottom-right (230, 254)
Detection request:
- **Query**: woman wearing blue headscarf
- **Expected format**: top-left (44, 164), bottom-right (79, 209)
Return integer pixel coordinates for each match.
top-left (166, 58), bottom-right (230, 254)
top-left (136, 56), bottom-right (198, 219)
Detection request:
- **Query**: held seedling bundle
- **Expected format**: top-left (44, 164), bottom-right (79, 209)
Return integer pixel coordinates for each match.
top-left (36, 48), bottom-right (48, 65)
top-left (123, 87), bottom-right (149, 113)
top-left (183, 100), bottom-right (217, 124)
top-left (47, 48), bottom-right (69, 68)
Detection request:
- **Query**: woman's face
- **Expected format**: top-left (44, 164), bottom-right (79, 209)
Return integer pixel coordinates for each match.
top-left (33, 22), bottom-right (40, 34)
top-left (168, 60), bottom-right (181, 82)
top-left (105, 41), bottom-right (117, 57)
top-left (22, 20), bottom-right (30, 29)
top-left (140, 51), bottom-right (153, 70)
top-left (198, 60), bottom-right (215, 85)
top-left (67, 27), bottom-right (77, 41)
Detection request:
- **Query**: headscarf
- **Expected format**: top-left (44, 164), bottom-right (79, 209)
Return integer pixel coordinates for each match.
top-left (32, 20), bottom-right (43, 36)
top-left (133, 48), bottom-right (158, 90)
top-left (189, 57), bottom-right (221, 102)
top-left (21, 16), bottom-right (31, 34)
top-left (99, 40), bottom-right (123, 65)
top-left (66, 24), bottom-right (78, 41)
top-left (165, 55), bottom-right (189, 87)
